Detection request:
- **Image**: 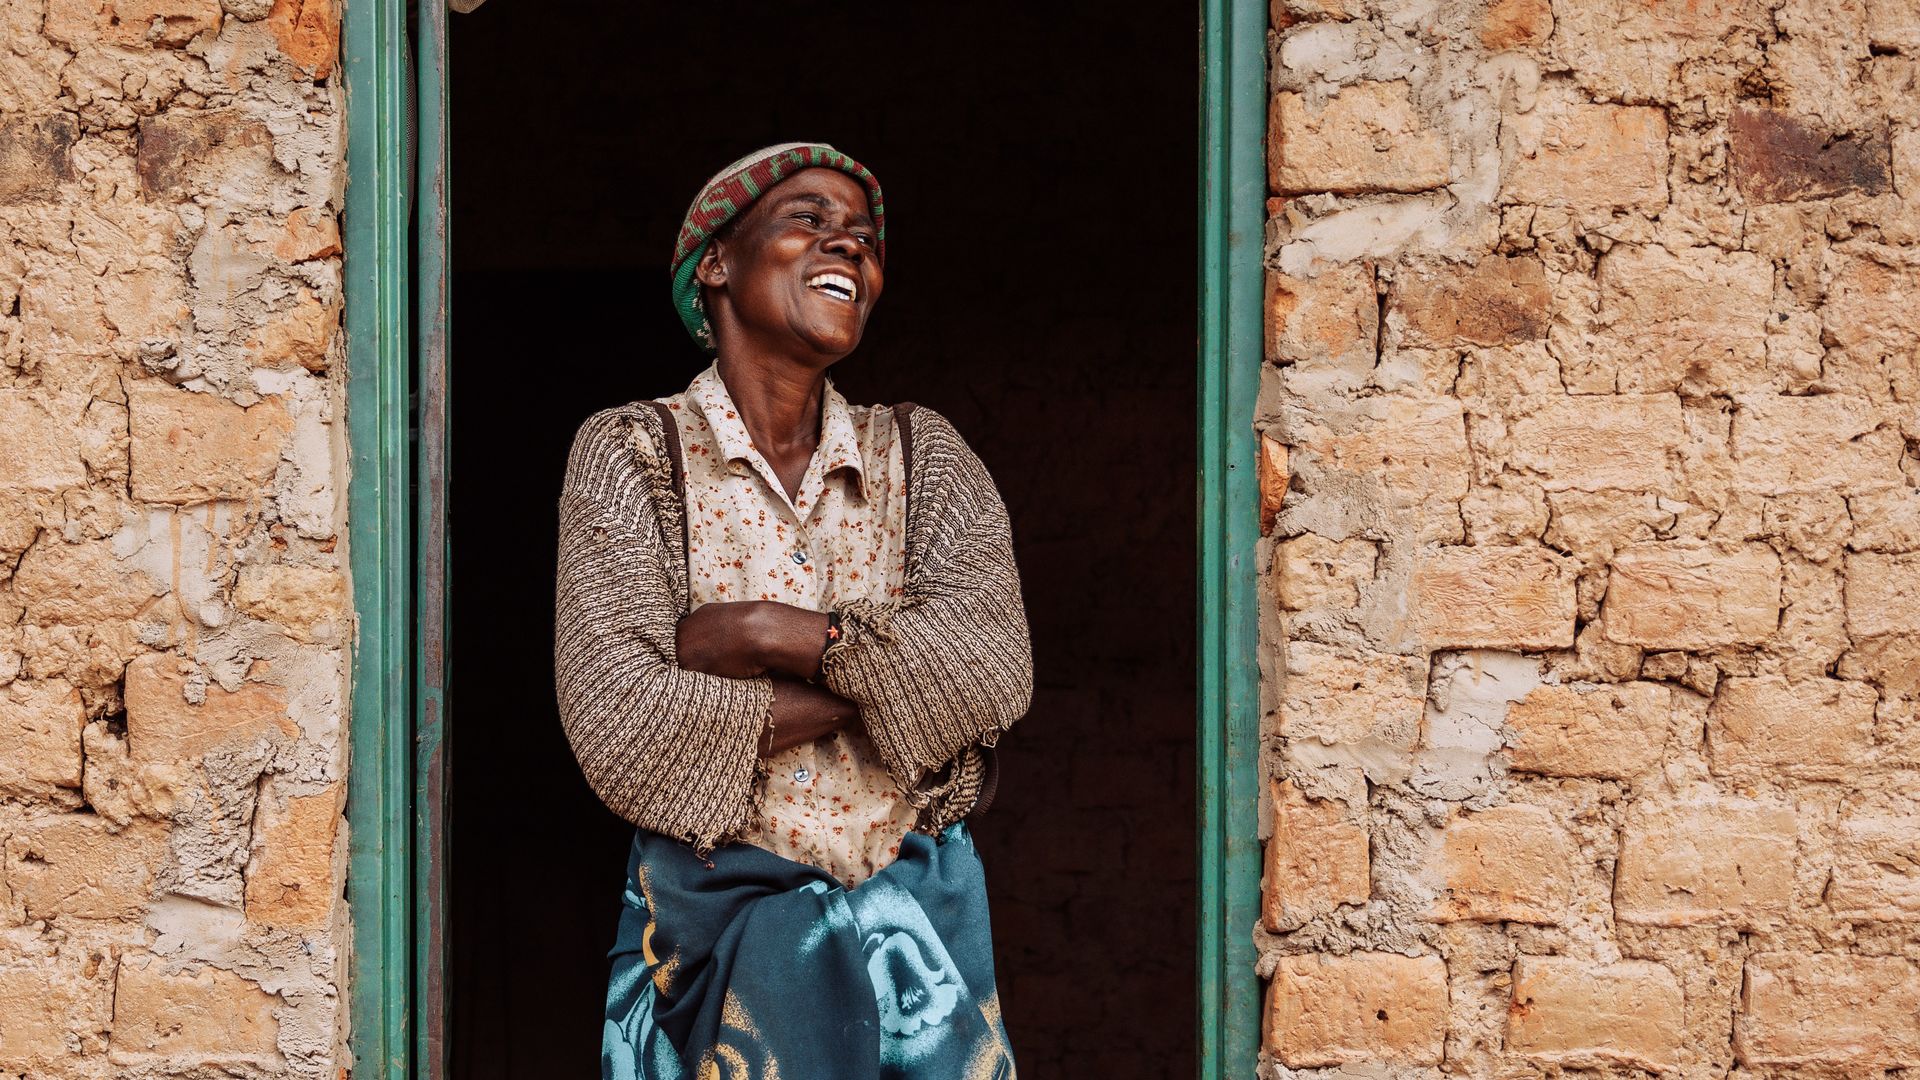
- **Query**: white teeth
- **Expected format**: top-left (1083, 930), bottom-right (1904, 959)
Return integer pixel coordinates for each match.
top-left (805, 272), bottom-right (858, 301)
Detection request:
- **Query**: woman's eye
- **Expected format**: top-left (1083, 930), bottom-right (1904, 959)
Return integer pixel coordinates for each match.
top-left (854, 234), bottom-right (873, 247)
top-left (794, 213), bottom-right (820, 226)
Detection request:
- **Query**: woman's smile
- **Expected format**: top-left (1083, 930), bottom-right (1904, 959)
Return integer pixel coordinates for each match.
top-left (805, 272), bottom-right (860, 303)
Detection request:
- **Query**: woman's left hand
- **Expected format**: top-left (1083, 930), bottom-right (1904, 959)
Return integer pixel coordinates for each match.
top-left (676, 601), bottom-right (833, 680)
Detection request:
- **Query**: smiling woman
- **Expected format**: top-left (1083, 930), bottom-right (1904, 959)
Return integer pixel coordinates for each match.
top-left (556, 142), bottom-right (1031, 1078)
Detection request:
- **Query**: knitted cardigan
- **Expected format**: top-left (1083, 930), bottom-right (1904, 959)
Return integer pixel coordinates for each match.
top-left (554, 399), bottom-right (1033, 857)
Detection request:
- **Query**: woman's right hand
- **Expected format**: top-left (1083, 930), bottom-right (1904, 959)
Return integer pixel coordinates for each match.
top-left (762, 677), bottom-right (859, 756)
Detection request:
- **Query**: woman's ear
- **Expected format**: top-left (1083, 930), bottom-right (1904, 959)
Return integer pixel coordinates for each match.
top-left (694, 238), bottom-right (728, 289)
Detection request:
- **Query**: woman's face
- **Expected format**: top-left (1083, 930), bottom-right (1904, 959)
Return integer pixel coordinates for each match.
top-left (697, 167), bottom-right (885, 363)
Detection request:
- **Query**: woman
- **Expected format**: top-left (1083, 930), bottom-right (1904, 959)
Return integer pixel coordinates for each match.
top-left (555, 143), bottom-right (1033, 1080)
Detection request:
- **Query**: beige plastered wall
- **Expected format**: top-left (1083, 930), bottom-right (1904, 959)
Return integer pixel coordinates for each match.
top-left (0, 1), bottom-right (351, 1077)
top-left (1256, 0), bottom-right (1920, 1076)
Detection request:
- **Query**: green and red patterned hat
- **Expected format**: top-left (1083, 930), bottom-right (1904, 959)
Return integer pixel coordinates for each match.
top-left (670, 142), bottom-right (887, 352)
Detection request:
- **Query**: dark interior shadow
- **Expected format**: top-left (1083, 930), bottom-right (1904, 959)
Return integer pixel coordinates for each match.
top-left (448, 4), bottom-right (1195, 1076)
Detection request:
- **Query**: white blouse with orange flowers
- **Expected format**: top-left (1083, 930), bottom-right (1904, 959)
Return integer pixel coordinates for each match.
top-left (647, 362), bottom-right (917, 888)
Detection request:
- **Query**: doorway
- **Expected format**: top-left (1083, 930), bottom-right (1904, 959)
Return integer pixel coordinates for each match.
top-left (445, 4), bottom-right (1196, 1077)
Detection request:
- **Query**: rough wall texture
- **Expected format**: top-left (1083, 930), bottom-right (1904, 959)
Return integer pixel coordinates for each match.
top-left (0, 2), bottom-right (348, 1077)
top-left (1258, 0), bottom-right (1920, 1075)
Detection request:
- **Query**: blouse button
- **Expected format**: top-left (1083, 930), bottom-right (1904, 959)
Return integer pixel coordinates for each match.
top-left (791, 550), bottom-right (808, 566)
top-left (793, 767), bottom-right (813, 783)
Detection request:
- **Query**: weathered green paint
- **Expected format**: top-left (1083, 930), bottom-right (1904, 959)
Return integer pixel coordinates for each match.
top-left (1197, 0), bottom-right (1265, 1076)
top-left (413, 0), bottom-right (452, 1075)
top-left (343, 0), bottom-right (414, 1075)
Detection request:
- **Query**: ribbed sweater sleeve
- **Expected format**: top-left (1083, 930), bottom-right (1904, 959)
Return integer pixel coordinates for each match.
top-left (820, 408), bottom-right (1033, 823)
top-left (554, 406), bottom-right (775, 855)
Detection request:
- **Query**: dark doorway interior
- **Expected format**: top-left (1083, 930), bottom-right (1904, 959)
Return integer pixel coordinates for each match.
top-left (448, 5), bottom-right (1195, 1076)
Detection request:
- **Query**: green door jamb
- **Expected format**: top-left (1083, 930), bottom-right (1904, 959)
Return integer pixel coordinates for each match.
top-left (343, 0), bottom-right (422, 1075)
top-left (413, 0), bottom-right (453, 1075)
top-left (1198, 0), bottom-right (1265, 1076)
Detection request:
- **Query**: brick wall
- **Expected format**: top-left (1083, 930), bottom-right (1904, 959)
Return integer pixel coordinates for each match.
top-left (0, 2), bottom-right (348, 1077)
top-left (1258, 0), bottom-right (1920, 1075)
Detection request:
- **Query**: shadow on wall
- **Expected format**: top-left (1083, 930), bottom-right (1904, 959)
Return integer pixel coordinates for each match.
top-left (447, 3), bottom-right (1196, 1078)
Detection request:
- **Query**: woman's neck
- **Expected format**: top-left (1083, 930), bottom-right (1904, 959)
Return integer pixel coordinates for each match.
top-left (714, 353), bottom-right (827, 473)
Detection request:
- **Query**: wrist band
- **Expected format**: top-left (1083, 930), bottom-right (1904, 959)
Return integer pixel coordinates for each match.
top-left (824, 610), bottom-right (843, 652)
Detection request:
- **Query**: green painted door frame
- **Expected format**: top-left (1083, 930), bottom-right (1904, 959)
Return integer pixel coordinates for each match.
top-left (340, 2), bottom-right (1265, 1076)
top-left (342, 0), bottom-right (451, 1076)
top-left (1197, 1), bottom-right (1267, 1075)
top-left (340, 0), bottom-right (413, 1075)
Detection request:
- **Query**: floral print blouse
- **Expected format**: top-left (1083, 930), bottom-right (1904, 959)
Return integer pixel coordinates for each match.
top-left (647, 362), bottom-right (916, 887)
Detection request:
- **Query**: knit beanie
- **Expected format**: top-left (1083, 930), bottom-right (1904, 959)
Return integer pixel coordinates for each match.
top-left (670, 142), bottom-right (888, 352)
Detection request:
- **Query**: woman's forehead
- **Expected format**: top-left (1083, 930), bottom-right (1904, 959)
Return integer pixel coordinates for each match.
top-left (758, 168), bottom-right (873, 217)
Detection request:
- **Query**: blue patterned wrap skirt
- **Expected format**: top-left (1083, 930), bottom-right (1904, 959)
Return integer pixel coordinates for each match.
top-left (601, 820), bottom-right (1016, 1080)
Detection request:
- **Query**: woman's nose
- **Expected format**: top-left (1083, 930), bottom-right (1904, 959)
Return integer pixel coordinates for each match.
top-left (821, 229), bottom-right (864, 260)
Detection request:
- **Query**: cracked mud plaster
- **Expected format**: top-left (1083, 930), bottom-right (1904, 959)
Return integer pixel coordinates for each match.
top-left (1259, 0), bottom-right (1920, 1076)
top-left (0, 3), bottom-right (349, 1078)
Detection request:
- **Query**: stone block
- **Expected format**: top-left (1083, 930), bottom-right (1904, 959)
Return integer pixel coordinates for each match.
top-left (1296, 397), bottom-right (1472, 506)
top-left (5, 815), bottom-right (168, 923)
top-left (1258, 434), bottom-right (1288, 535)
top-left (80, 722), bottom-right (150, 826)
top-left (1846, 551), bottom-right (1920, 640)
top-left (1869, 0), bottom-right (1920, 51)
top-left (1429, 803), bottom-right (1574, 924)
top-left (1411, 546), bottom-right (1576, 650)
top-left (247, 288), bottom-right (336, 371)
top-left (1822, 253), bottom-right (1920, 390)
top-left (0, 391), bottom-right (86, 493)
top-left (233, 564), bottom-right (347, 643)
top-left (1506, 682), bottom-right (1671, 780)
top-left (110, 955), bottom-right (282, 1066)
top-left (0, 115), bottom-right (79, 204)
top-left (1830, 809), bottom-right (1920, 920)
top-left (1542, 491), bottom-right (1668, 562)
top-left (1389, 256), bottom-right (1550, 348)
top-left (1615, 795), bottom-right (1797, 927)
top-left (1503, 95), bottom-right (1668, 212)
top-left (97, 266), bottom-right (191, 346)
top-left (1279, 642), bottom-right (1427, 749)
top-left (1731, 394), bottom-right (1905, 496)
top-left (0, 946), bottom-right (115, 1070)
top-left (1553, 0), bottom-right (1770, 103)
top-left (1849, 488), bottom-right (1920, 554)
top-left (1502, 394), bottom-right (1684, 493)
top-left (268, 0), bottom-right (340, 78)
top-left (0, 679), bottom-right (84, 801)
top-left (245, 781), bottom-right (341, 928)
top-left (1267, 952), bottom-right (1448, 1067)
top-left (1276, 534), bottom-right (1374, 613)
top-left (1269, 82), bottom-right (1450, 195)
top-left (128, 382), bottom-right (290, 505)
top-left (1271, 0), bottom-right (1359, 23)
top-left (135, 109), bottom-right (274, 201)
top-left (123, 654), bottom-right (297, 765)
top-left (1603, 544), bottom-right (1782, 650)
top-left (1709, 676), bottom-right (1877, 774)
top-left (1480, 0), bottom-right (1552, 49)
top-left (11, 539), bottom-right (165, 627)
top-left (1508, 957), bottom-right (1685, 1071)
top-left (1264, 779), bottom-right (1369, 931)
top-left (1578, 243), bottom-right (1772, 394)
top-left (1267, 263), bottom-right (1377, 370)
top-left (275, 207), bottom-right (342, 263)
top-left (1736, 953), bottom-right (1920, 1067)
top-left (44, 0), bottom-right (221, 48)
top-left (1731, 107), bottom-right (1892, 203)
